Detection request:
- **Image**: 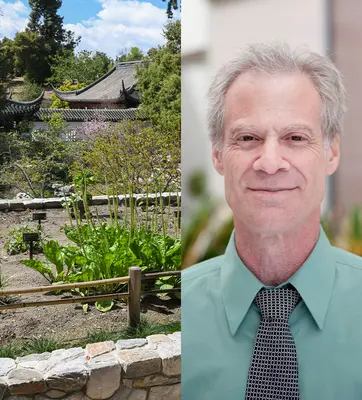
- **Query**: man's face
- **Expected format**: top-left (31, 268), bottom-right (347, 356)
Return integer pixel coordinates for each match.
top-left (212, 72), bottom-right (340, 234)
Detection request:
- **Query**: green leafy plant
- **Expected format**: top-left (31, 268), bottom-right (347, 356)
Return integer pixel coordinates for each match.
top-left (21, 224), bottom-right (181, 308)
top-left (4, 225), bottom-right (44, 255)
top-left (95, 300), bottom-right (114, 313)
top-left (22, 240), bottom-right (84, 284)
top-left (19, 170), bottom-right (181, 311)
top-left (154, 275), bottom-right (181, 298)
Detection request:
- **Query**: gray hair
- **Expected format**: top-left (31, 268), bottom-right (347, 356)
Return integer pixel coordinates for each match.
top-left (207, 42), bottom-right (347, 150)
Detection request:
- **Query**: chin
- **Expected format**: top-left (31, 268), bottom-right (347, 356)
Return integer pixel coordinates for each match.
top-left (239, 210), bottom-right (303, 235)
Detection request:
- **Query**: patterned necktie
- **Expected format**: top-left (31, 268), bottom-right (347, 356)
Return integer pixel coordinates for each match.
top-left (245, 286), bottom-right (301, 400)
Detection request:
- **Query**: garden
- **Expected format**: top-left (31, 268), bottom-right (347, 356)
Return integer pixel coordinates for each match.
top-left (0, 6), bottom-right (181, 358)
top-left (0, 189), bottom-right (180, 357)
top-left (0, 111), bottom-right (181, 356)
top-left (0, 113), bottom-right (181, 356)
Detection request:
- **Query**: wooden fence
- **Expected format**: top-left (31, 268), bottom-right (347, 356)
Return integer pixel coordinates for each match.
top-left (0, 268), bottom-right (181, 327)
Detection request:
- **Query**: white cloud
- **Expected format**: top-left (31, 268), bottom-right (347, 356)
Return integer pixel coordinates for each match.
top-left (0, 0), bottom-right (29, 39)
top-left (65, 0), bottom-right (168, 58)
top-left (0, 0), bottom-right (168, 57)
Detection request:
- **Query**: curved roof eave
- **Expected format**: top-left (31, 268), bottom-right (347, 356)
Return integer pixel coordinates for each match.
top-left (51, 96), bottom-right (123, 103)
top-left (6, 91), bottom-right (45, 106)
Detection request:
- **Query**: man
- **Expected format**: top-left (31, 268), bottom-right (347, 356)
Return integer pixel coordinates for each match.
top-left (182, 43), bottom-right (362, 399)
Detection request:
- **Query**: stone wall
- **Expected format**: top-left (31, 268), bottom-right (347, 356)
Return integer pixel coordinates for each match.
top-left (0, 193), bottom-right (181, 212)
top-left (0, 332), bottom-right (181, 400)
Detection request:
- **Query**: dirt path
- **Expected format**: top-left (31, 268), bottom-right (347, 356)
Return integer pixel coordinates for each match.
top-left (0, 206), bottom-right (180, 345)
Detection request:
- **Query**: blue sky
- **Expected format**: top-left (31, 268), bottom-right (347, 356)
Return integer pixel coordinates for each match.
top-left (59, 0), bottom-right (167, 24)
top-left (0, 0), bottom-right (172, 57)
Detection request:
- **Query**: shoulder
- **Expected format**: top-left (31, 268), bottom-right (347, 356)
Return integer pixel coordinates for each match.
top-left (333, 245), bottom-right (362, 272)
top-left (182, 256), bottom-right (223, 296)
top-left (182, 256), bottom-right (223, 316)
top-left (182, 256), bottom-right (223, 283)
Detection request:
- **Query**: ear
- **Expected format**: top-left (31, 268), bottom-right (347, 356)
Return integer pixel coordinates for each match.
top-left (212, 145), bottom-right (225, 175)
top-left (326, 136), bottom-right (340, 176)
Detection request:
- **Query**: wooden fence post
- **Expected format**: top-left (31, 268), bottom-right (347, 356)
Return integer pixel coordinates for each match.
top-left (128, 266), bottom-right (141, 327)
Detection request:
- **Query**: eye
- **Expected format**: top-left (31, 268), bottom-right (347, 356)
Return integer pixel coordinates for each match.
top-left (238, 135), bottom-right (258, 141)
top-left (287, 135), bottom-right (306, 142)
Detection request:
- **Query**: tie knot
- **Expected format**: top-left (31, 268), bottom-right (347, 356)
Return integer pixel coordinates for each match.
top-left (254, 286), bottom-right (300, 321)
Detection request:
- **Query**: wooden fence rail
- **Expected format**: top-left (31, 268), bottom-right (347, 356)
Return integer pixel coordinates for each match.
top-left (0, 268), bottom-right (181, 327)
top-left (0, 276), bottom-right (130, 296)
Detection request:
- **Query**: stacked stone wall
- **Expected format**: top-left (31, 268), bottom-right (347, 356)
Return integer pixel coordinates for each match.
top-left (0, 332), bottom-right (181, 400)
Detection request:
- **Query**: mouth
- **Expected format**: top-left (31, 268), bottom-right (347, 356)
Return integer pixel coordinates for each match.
top-left (248, 188), bottom-right (296, 192)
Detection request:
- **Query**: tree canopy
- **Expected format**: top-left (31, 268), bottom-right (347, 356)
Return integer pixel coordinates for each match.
top-left (48, 50), bottom-right (114, 87)
top-left (136, 19), bottom-right (181, 134)
top-left (117, 47), bottom-right (145, 62)
top-left (28, 0), bottom-right (79, 51)
top-left (10, 0), bottom-right (80, 84)
top-left (0, 38), bottom-right (15, 81)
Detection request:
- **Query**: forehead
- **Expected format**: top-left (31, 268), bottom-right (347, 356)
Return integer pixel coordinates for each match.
top-left (223, 72), bottom-right (323, 134)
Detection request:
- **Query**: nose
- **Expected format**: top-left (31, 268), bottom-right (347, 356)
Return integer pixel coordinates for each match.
top-left (253, 138), bottom-right (290, 174)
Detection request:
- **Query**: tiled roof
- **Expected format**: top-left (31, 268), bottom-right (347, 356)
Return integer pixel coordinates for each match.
top-left (52, 61), bottom-right (144, 104)
top-left (0, 92), bottom-right (44, 117)
top-left (35, 108), bottom-right (146, 122)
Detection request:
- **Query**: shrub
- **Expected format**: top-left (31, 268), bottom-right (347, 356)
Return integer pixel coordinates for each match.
top-left (4, 226), bottom-right (44, 255)
top-left (19, 81), bottom-right (43, 101)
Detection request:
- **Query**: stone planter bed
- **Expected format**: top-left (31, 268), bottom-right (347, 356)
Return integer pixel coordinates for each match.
top-left (0, 332), bottom-right (181, 400)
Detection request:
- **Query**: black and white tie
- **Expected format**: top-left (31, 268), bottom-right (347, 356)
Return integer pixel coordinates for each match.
top-left (245, 286), bottom-right (301, 399)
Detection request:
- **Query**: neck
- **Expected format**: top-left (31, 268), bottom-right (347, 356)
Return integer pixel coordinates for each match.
top-left (234, 215), bottom-right (321, 286)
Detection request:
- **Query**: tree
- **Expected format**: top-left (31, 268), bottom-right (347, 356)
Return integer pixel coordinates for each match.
top-left (136, 20), bottom-right (181, 134)
top-left (0, 84), bottom-right (6, 110)
top-left (19, 81), bottom-right (43, 101)
top-left (28, 0), bottom-right (79, 52)
top-left (0, 38), bottom-right (15, 81)
top-left (162, 0), bottom-right (179, 18)
top-left (117, 47), bottom-right (145, 62)
top-left (12, 31), bottom-right (50, 83)
top-left (12, 0), bottom-right (80, 83)
top-left (48, 50), bottom-right (114, 87)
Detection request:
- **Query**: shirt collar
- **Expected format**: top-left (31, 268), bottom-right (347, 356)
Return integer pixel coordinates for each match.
top-left (220, 226), bottom-right (336, 336)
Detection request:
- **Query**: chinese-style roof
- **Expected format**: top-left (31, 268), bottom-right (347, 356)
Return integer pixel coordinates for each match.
top-left (52, 61), bottom-right (144, 105)
top-left (35, 108), bottom-right (146, 122)
top-left (0, 91), bottom-right (44, 118)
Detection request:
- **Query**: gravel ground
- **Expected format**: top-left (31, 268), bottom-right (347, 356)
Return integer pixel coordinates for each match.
top-left (0, 205), bottom-right (181, 346)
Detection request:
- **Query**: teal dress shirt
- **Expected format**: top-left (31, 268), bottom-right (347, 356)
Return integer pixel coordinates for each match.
top-left (182, 227), bottom-right (362, 399)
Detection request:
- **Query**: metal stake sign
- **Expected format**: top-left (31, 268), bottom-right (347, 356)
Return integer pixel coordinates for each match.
top-left (32, 212), bottom-right (47, 229)
top-left (23, 232), bottom-right (40, 260)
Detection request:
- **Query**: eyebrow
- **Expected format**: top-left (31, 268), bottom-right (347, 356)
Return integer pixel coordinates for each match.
top-left (229, 124), bottom-right (259, 137)
top-left (282, 124), bottom-right (315, 136)
top-left (229, 123), bottom-right (315, 137)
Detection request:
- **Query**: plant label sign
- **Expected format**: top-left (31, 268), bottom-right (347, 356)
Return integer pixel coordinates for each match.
top-left (23, 232), bottom-right (40, 243)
